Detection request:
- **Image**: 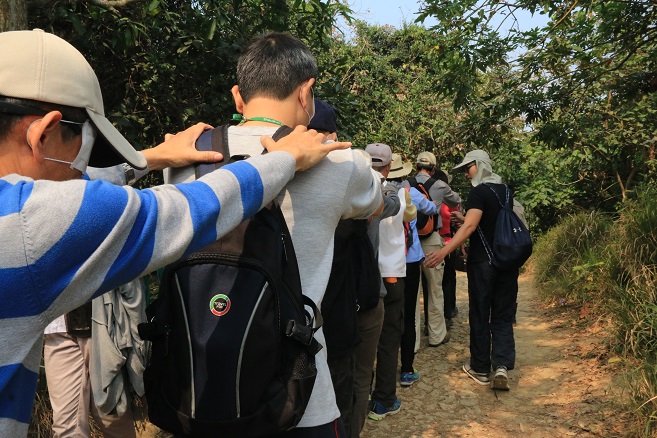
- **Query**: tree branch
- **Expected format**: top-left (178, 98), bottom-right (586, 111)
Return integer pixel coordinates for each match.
top-left (88, 0), bottom-right (144, 6)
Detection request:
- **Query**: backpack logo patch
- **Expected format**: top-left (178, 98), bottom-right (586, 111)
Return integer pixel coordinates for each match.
top-left (209, 294), bottom-right (231, 316)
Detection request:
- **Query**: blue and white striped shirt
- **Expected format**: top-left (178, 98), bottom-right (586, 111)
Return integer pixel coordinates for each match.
top-left (0, 152), bottom-right (296, 437)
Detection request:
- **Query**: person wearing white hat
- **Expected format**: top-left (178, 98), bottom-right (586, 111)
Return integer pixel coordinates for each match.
top-left (0, 29), bottom-right (351, 438)
top-left (424, 150), bottom-right (520, 391)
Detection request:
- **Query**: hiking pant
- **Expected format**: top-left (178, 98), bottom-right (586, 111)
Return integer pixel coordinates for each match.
top-left (371, 278), bottom-right (405, 406)
top-left (44, 333), bottom-right (136, 438)
top-left (327, 353), bottom-right (355, 437)
top-left (420, 239), bottom-right (448, 345)
top-left (443, 250), bottom-right (458, 319)
top-left (351, 298), bottom-right (384, 437)
top-left (467, 260), bottom-right (519, 373)
top-left (401, 261), bottom-right (421, 373)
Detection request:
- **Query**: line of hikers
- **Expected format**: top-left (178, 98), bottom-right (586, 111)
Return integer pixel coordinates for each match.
top-left (0, 28), bottom-right (527, 438)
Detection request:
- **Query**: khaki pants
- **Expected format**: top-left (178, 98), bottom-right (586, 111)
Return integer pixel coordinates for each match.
top-left (44, 333), bottom-right (136, 438)
top-left (419, 238), bottom-right (448, 345)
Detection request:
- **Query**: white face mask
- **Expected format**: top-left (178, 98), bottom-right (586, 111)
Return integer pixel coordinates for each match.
top-left (27, 119), bottom-right (97, 173)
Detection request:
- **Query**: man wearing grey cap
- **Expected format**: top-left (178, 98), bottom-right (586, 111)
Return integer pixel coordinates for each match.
top-left (408, 151), bottom-right (461, 347)
top-left (0, 29), bottom-right (350, 437)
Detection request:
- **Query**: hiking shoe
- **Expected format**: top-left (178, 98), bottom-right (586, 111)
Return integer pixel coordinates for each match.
top-left (492, 366), bottom-right (510, 391)
top-left (400, 370), bottom-right (420, 387)
top-left (368, 398), bottom-right (401, 420)
top-left (462, 363), bottom-right (490, 386)
top-left (429, 331), bottom-right (451, 347)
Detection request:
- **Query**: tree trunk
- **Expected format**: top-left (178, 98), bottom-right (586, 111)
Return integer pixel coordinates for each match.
top-left (0, 0), bottom-right (27, 32)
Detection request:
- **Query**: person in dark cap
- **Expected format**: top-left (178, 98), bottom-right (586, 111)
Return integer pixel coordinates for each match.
top-left (309, 99), bottom-right (338, 140)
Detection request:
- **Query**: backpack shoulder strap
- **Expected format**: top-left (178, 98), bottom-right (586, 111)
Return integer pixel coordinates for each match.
top-left (408, 176), bottom-right (418, 188)
top-left (195, 125), bottom-right (293, 178)
top-left (194, 125), bottom-right (229, 179)
top-left (272, 125), bottom-right (294, 142)
top-left (423, 177), bottom-right (437, 195)
top-left (483, 182), bottom-right (508, 208)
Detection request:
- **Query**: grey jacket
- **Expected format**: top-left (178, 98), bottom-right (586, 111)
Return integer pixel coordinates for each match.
top-left (90, 278), bottom-right (147, 416)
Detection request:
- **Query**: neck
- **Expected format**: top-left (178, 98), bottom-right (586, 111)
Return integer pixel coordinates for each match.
top-left (0, 142), bottom-right (30, 178)
top-left (240, 96), bottom-right (302, 128)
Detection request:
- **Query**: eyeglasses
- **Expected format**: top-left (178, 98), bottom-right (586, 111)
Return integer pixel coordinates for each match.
top-left (59, 119), bottom-right (85, 135)
top-left (463, 162), bottom-right (476, 173)
top-left (0, 101), bottom-right (86, 135)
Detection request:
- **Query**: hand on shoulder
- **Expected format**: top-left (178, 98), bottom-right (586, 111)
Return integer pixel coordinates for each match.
top-left (260, 126), bottom-right (351, 171)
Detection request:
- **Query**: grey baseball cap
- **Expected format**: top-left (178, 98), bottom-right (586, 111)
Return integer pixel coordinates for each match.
top-left (365, 143), bottom-right (392, 166)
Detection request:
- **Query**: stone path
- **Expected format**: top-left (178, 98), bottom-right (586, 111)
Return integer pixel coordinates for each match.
top-left (360, 272), bottom-right (630, 438)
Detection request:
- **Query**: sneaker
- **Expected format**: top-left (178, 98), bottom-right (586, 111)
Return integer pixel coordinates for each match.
top-left (400, 370), bottom-right (420, 387)
top-left (462, 363), bottom-right (490, 386)
top-left (492, 366), bottom-right (510, 391)
top-left (368, 398), bottom-right (401, 420)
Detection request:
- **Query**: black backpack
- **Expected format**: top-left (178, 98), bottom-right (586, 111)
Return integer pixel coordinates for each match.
top-left (476, 183), bottom-right (532, 271)
top-left (408, 176), bottom-right (438, 238)
top-left (138, 125), bottom-right (323, 437)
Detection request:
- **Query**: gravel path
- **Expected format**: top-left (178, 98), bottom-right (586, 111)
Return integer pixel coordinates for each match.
top-left (360, 272), bottom-right (630, 438)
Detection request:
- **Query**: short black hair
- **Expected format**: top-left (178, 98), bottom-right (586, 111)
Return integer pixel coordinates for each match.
top-left (0, 96), bottom-right (86, 142)
top-left (237, 33), bottom-right (317, 103)
top-left (416, 163), bottom-right (434, 172)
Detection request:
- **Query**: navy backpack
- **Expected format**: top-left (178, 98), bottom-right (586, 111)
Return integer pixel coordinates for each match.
top-left (477, 183), bottom-right (532, 270)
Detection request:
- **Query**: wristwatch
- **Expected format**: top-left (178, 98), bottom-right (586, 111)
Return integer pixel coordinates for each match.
top-left (121, 163), bottom-right (137, 186)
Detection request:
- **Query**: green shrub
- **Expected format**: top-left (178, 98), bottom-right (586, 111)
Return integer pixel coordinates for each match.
top-left (605, 186), bottom-right (657, 434)
top-left (532, 211), bottom-right (612, 304)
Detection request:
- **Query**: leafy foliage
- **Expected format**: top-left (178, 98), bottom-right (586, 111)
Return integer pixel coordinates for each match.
top-left (29, 0), bottom-right (351, 152)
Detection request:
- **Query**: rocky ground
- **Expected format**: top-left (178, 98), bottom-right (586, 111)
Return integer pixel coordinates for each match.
top-left (360, 272), bottom-right (631, 438)
top-left (137, 271), bottom-right (632, 438)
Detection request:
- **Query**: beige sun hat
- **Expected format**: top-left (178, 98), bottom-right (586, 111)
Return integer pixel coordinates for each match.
top-left (0, 29), bottom-right (147, 169)
top-left (388, 153), bottom-right (412, 179)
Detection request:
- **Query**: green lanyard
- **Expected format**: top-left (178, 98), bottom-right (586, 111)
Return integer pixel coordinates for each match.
top-left (232, 114), bottom-right (284, 126)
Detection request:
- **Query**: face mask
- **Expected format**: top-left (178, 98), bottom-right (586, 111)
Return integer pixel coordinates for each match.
top-left (27, 119), bottom-right (96, 173)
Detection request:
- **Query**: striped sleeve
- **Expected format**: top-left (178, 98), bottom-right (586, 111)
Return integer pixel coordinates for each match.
top-left (0, 151), bottom-right (295, 325)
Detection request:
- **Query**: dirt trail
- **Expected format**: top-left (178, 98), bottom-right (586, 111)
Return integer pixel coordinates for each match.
top-left (361, 272), bottom-right (630, 438)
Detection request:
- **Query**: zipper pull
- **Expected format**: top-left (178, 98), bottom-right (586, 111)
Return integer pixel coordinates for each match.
top-left (281, 233), bottom-right (288, 262)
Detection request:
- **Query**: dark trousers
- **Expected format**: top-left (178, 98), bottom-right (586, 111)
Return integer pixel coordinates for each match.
top-left (327, 354), bottom-right (355, 437)
top-left (467, 261), bottom-right (519, 373)
top-left (443, 251), bottom-right (457, 319)
top-left (371, 278), bottom-right (405, 406)
top-left (400, 262), bottom-right (421, 373)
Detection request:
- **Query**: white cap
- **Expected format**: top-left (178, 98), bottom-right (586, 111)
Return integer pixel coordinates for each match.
top-left (0, 29), bottom-right (147, 169)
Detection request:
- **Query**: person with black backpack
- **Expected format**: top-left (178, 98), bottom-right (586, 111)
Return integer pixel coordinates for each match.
top-left (161, 33), bottom-right (382, 437)
top-left (424, 150), bottom-right (532, 392)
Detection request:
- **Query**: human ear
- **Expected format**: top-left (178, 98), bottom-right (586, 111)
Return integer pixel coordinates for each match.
top-left (25, 111), bottom-right (62, 160)
top-left (299, 78), bottom-right (315, 109)
top-left (231, 85), bottom-right (244, 114)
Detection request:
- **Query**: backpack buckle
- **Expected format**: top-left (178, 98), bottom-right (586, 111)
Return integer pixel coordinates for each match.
top-left (285, 320), bottom-right (313, 346)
